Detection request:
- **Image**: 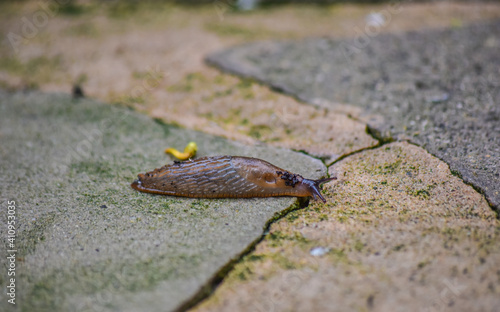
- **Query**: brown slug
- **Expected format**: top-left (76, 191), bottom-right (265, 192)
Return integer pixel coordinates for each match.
top-left (131, 156), bottom-right (336, 202)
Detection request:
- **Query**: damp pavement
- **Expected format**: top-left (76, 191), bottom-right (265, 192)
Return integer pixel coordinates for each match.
top-left (0, 90), bottom-right (325, 311)
top-left (0, 17), bottom-right (499, 312)
top-left (206, 20), bottom-right (500, 212)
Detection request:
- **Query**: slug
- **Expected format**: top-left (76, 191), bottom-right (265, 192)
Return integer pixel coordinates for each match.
top-left (131, 156), bottom-right (336, 202)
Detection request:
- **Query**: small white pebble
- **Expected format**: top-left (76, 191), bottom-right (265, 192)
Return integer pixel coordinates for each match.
top-left (310, 246), bottom-right (330, 257)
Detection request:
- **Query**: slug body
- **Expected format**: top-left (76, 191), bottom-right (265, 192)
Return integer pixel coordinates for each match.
top-left (131, 156), bottom-right (335, 202)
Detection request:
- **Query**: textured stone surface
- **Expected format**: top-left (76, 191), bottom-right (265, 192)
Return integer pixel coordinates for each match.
top-left (193, 142), bottom-right (499, 312)
top-left (206, 21), bottom-right (500, 210)
top-left (0, 90), bottom-right (326, 311)
top-left (149, 71), bottom-right (378, 162)
top-left (1, 3), bottom-right (499, 311)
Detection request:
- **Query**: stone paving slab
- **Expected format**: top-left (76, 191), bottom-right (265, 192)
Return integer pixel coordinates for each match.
top-left (206, 20), bottom-right (500, 211)
top-left (193, 142), bottom-right (499, 312)
top-left (0, 90), bottom-right (326, 311)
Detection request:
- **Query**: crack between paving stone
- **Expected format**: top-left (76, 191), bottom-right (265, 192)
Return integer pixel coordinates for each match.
top-left (304, 120), bottom-right (499, 217)
top-left (323, 120), bottom-right (499, 218)
top-left (365, 125), bottom-right (500, 219)
top-left (293, 125), bottom-right (392, 169)
top-left (173, 196), bottom-right (310, 312)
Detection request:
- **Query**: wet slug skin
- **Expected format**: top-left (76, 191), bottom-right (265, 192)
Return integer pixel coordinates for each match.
top-left (131, 156), bottom-right (336, 202)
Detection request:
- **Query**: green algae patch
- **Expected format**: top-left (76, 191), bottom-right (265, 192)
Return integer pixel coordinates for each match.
top-left (0, 55), bottom-right (63, 88)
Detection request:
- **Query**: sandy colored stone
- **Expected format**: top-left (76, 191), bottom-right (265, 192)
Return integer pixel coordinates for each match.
top-left (148, 71), bottom-right (377, 161)
top-left (193, 142), bottom-right (499, 312)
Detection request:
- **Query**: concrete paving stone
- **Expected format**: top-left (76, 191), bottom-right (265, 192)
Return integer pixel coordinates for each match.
top-left (206, 20), bottom-right (500, 211)
top-left (0, 90), bottom-right (326, 311)
top-left (193, 142), bottom-right (499, 312)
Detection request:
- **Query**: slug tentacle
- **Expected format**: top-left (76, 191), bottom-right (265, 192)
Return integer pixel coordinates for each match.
top-left (131, 156), bottom-right (336, 202)
top-left (301, 177), bottom-right (337, 203)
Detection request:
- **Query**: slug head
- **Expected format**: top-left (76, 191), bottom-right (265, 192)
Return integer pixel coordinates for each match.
top-left (301, 177), bottom-right (337, 203)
